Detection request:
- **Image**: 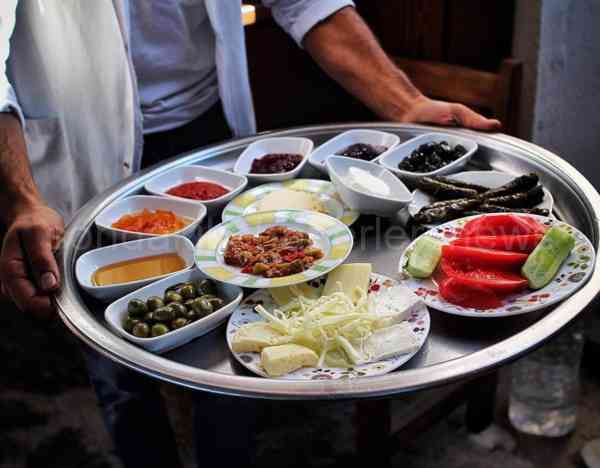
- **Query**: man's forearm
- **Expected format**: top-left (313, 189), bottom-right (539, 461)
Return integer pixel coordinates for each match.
top-left (303, 7), bottom-right (423, 121)
top-left (0, 113), bottom-right (42, 227)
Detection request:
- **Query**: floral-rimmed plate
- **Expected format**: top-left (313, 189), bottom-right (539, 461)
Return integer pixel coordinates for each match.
top-left (408, 170), bottom-right (555, 227)
top-left (195, 209), bottom-right (353, 288)
top-left (226, 273), bottom-right (430, 380)
top-left (221, 179), bottom-right (360, 226)
top-left (398, 214), bottom-right (595, 317)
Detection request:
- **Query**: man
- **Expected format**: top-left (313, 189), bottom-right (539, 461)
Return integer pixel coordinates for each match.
top-left (0, 1), bottom-right (500, 466)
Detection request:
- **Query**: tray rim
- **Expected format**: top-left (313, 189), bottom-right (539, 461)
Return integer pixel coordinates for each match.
top-left (55, 123), bottom-right (600, 400)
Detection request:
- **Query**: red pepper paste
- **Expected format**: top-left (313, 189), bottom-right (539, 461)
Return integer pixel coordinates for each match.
top-left (167, 181), bottom-right (229, 201)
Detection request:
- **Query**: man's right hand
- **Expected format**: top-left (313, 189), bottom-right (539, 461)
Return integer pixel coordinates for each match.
top-left (0, 204), bottom-right (64, 318)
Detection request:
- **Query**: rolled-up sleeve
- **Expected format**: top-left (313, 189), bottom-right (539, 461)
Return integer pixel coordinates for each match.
top-left (262, 0), bottom-right (355, 46)
top-left (0, 0), bottom-right (25, 127)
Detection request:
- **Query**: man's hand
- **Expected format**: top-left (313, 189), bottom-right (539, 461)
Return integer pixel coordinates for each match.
top-left (0, 204), bottom-right (64, 318)
top-left (401, 96), bottom-right (501, 131)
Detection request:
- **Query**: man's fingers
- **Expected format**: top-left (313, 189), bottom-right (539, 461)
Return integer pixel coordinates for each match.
top-left (0, 235), bottom-right (54, 318)
top-left (19, 225), bottom-right (61, 292)
top-left (452, 104), bottom-right (502, 131)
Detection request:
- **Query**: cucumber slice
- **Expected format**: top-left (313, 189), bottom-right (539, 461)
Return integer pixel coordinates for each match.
top-left (521, 226), bottom-right (575, 289)
top-left (406, 236), bottom-right (442, 278)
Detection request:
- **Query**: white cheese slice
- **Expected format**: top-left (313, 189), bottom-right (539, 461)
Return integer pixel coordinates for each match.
top-left (322, 263), bottom-right (372, 303)
top-left (256, 189), bottom-right (323, 213)
top-left (269, 281), bottom-right (324, 307)
top-left (261, 344), bottom-right (319, 377)
top-left (363, 323), bottom-right (420, 361)
top-left (231, 322), bottom-right (291, 353)
top-left (369, 285), bottom-right (423, 328)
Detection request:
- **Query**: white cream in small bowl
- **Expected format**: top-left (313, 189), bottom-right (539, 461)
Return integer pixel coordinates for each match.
top-left (326, 156), bottom-right (412, 217)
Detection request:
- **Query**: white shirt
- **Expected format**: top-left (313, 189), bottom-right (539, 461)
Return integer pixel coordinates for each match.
top-left (1, 0), bottom-right (355, 219)
top-left (129, 0), bottom-right (220, 134)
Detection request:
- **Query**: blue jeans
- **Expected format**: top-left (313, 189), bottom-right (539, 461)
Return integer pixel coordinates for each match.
top-left (82, 347), bottom-right (260, 467)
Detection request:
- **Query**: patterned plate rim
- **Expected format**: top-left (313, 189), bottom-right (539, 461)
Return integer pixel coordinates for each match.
top-left (226, 272), bottom-right (430, 380)
top-left (221, 179), bottom-right (360, 226)
top-left (398, 213), bottom-right (595, 317)
top-left (195, 209), bottom-right (354, 288)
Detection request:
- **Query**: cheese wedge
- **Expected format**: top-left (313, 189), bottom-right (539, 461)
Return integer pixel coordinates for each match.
top-left (231, 322), bottom-right (291, 353)
top-left (269, 281), bottom-right (324, 307)
top-left (322, 263), bottom-right (372, 303)
top-left (363, 323), bottom-right (419, 361)
top-left (369, 285), bottom-right (423, 328)
top-left (261, 344), bottom-right (319, 377)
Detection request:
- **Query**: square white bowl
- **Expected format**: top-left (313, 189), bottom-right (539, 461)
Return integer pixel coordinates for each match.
top-left (104, 269), bottom-right (243, 353)
top-left (308, 129), bottom-right (401, 175)
top-left (144, 166), bottom-right (248, 210)
top-left (378, 132), bottom-right (478, 183)
top-left (94, 195), bottom-right (207, 242)
top-left (326, 156), bottom-right (413, 217)
top-left (233, 137), bottom-right (313, 183)
top-left (75, 235), bottom-right (195, 302)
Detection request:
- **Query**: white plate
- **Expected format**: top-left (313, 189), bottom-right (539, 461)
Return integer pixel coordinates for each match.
top-left (308, 129), bottom-right (400, 175)
top-left (222, 179), bottom-right (360, 226)
top-left (105, 269), bottom-right (243, 353)
top-left (76, 235), bottom-right (195, 302)
top-left (226, 273), bottom-right (430, 380)
top-left (398, 214), bottom-right (595, 317)
top-left (327, 156), bottom-right (412, 217)
top-left (94, 195), bottom-right (207, 242)
top-left (408, 170), bottom-right (555, 226)
top-left (195, 209), bottom-right (353, 288)
top-left (233, 137), bottom-right (313, 183)
top-left (378, 133), bottom-right (478, 183)
top-left (144, 165), bottom-right (248, 210)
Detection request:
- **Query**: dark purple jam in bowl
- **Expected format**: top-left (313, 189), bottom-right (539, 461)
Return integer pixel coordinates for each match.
top-left (335, 143), bottom-right (388, 161)
top-left (250, 153), bottom-right (303, 174)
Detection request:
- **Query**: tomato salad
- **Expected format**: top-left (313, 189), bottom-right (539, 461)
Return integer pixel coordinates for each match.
top-left (406, 214), bottom-right (577, 310)
top-left (223, 226), bottom-right (325, 278)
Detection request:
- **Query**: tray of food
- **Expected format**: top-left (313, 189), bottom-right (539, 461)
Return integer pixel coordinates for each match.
top-left (55, 123), bottom-right (600, 399)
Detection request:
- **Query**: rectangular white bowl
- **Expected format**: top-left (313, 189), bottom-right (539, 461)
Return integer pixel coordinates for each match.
top-left (75, 235), bottom-right (195, 302)
top-left (326, 156), bottom-right (413, 217)
top-left (308, 129), bottom-right (401, 175)
top-left (94, 195), bottom-right (207, 242)
top-left (104, 269), bottom-right (243, 353)
top-left (233, 137), bottom-right (313, 183)
top-left (378, 132), bottom-right (478, 183)
top-left (144, 165), bottom-right (248, 210)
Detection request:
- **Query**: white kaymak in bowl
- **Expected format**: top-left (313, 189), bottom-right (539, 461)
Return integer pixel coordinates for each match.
top-left (233, 137), bottom-right (313, 183)
top-left (105, 269), bottom-right (243, 353)
top-left (308, 129), bottom-right (400, 174)
top-left (378, 132), bottom-right (478, 183)
top-left (76, 235), bottom-right (195, 301)
top-left (326, 156), bottom-right (412, 217)
top-left (94, 195), bottom-right (207, 242)
top-left (144, 165), bottom-right (247, 210)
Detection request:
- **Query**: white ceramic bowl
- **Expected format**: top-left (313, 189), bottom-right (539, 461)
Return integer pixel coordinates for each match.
top-left (233, 137), bottom-right (313, 183)
top-left (144, 165), bottom-right (248, 210)
top-left (326, 156), bottom-right (413, 217)
top-left (104, 269), bottom-right (243, 353)
top-left (378, 132), bottom-right (478, 183)
top-left (76, 235), bottom-right (195, 302)
top-left (308, 129), bottom-right (400, 175)
top-left (94, 195), bottom-right (207, 242)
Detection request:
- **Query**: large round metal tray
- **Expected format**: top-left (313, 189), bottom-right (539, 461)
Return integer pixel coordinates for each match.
top-left (55, 123), bottom-right (600, 399)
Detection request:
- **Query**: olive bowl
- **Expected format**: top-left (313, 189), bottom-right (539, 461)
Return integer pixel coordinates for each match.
top-left (104, 268), bottom-right (243, 353)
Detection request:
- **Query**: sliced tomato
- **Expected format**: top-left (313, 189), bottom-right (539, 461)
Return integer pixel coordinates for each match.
top-left (460, 214), bottom-right (547, 237)
top-left (451, 234), bottom-right (543, 253)
top-left (439, 277), bottom-right (503, 309)
top-left (440, 258), bottom-right (528, 294)
top-left (442, 245), bottom-right (528, 270)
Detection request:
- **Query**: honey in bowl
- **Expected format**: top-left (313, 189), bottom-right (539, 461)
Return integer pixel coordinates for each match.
top-left (92, 253), bottom-right (186, 286)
